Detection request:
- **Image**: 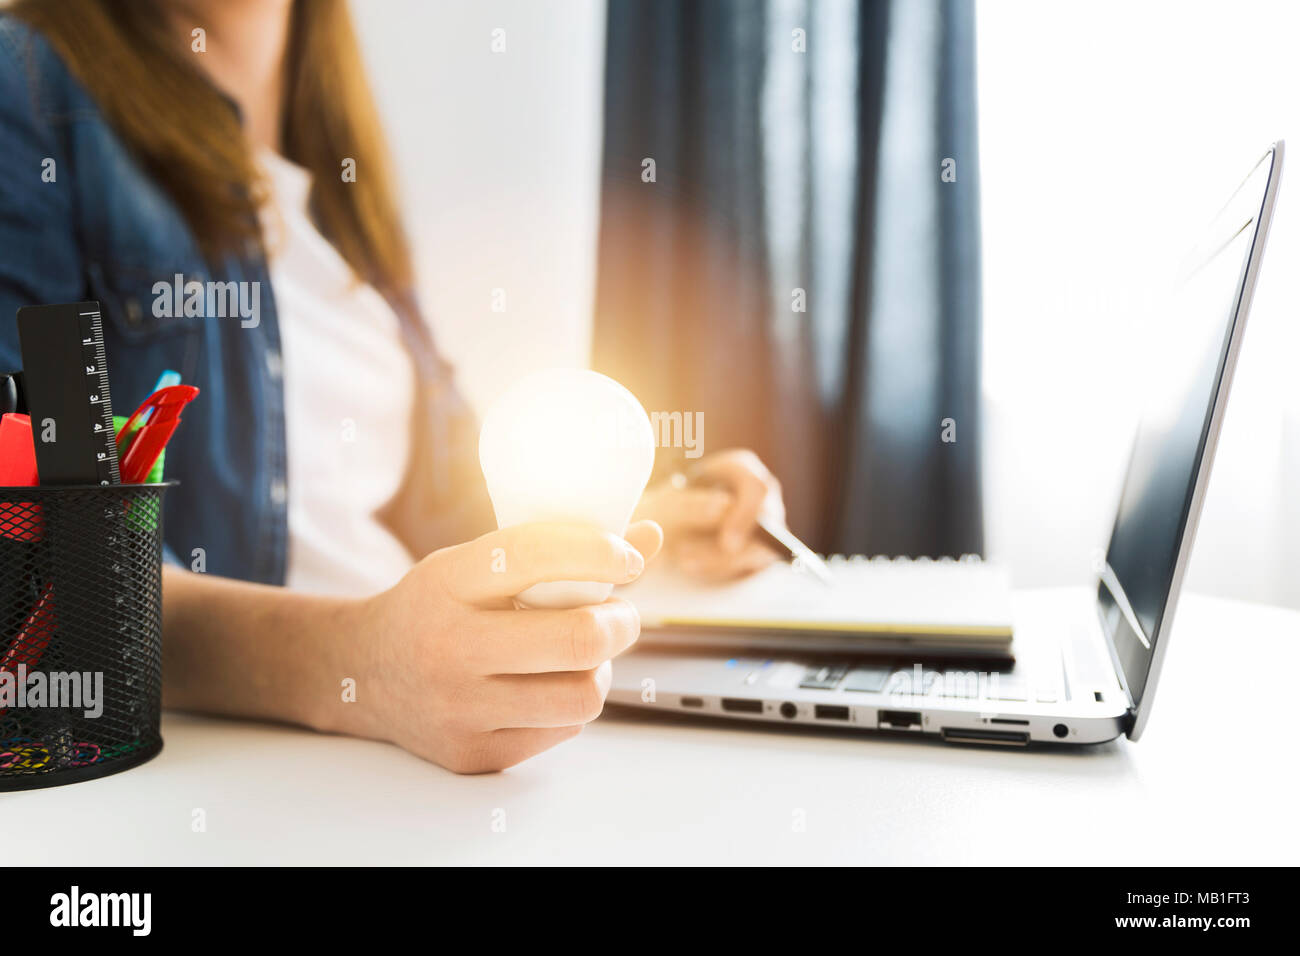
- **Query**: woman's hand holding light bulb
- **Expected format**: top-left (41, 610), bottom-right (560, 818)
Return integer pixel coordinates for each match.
top-left (349, 519), bottom-right (663, 774)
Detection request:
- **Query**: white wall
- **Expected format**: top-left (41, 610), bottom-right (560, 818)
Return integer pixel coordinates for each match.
top-left (351, 0), bottom-right (607, 414)
top-left (977, 0), bottom-right (1300, 608)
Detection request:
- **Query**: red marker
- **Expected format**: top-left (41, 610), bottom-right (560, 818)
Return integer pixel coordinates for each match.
top-left (116, 385), bottom-right (199, 484)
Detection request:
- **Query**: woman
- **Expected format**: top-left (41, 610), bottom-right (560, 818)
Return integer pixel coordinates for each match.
top-left (0, 0), bottom-right (783, 772)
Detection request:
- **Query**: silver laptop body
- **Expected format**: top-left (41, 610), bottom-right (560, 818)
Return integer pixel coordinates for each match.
top-left (609, 143), bottom-right (1284, 747)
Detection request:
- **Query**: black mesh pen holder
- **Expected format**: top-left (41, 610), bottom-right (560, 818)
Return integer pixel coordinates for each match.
top-left (0, 483), bottom-right (171, 791)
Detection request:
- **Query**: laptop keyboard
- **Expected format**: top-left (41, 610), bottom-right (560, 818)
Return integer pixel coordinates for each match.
top-left (798, 665), bottom-right (849, 690)
top-left (798, 663), bottom-right (1038, 701)
top-left (841, 666), bottom-right (892, 693)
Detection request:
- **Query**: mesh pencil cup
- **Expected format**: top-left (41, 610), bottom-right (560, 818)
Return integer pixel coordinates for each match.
top-left (0, 483), bottom-right (171, 790)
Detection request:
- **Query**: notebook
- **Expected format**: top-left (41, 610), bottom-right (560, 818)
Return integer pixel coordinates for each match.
top-left (620, 555), bottom-right (1015, 659)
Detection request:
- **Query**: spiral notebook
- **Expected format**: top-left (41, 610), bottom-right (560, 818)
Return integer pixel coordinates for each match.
top-left (620, 555), bottom-right (1015, 659)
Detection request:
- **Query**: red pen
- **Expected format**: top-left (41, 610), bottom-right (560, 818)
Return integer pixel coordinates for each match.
top-left (116, 384), bottom-right (199, 484)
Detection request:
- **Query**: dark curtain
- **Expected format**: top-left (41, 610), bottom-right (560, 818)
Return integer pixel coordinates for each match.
top-left (593, 0), bottom-right (984, 558)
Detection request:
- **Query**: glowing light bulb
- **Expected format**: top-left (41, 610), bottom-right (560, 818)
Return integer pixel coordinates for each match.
top-left (478, 368), bottom-right (656, 608)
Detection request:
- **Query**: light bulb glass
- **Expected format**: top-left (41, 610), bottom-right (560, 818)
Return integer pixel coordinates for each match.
top-left (478, 368), bottom-right (656, 608)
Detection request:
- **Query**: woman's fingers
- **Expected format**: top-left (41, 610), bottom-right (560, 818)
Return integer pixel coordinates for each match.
top-left (622, 519), bottom-right (664, 566)
top-left (469, 599), bottom-right (641, 674)
top-left (721, 479), bottom-right (767, 553)
top-left (637, 485), bottom-right (733, 534)
top-left (690, 450), bottom-right (783, 553)
top-left (436, 522), bottom-right (651, 605)
top-left (477, 661), bottom-right (614, 729)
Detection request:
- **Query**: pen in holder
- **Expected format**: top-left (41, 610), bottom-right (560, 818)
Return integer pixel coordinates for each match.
top-left (0, 482), bottom-right (171, 790)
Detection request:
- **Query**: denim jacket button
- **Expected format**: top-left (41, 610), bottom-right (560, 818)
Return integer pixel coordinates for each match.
top-left (125, 298), bottom-right (143, 326)
top-left (269, 480), bottom-right (287, 506)
top-left (265, 349), bottom-right (283, 379)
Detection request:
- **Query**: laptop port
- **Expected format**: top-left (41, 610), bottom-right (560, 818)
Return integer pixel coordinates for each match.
top-left (680, 696), bottom-right (704, 709)
top-left (720, 697), bottom-right (763, 714)
top-left (941, 727), bottom-right (1029, 747)
top-left (878, 709), bottom-right (922, 730)
top-left (814, 704), bottom-right (850, 721)
top-left (779, 702), bottom-right (797, 719)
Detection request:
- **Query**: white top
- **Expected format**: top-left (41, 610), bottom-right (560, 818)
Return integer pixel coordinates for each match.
top-left (5, 590), bottom-right (1298, 864)
top-left (257, 149), bottom-right (416, 597)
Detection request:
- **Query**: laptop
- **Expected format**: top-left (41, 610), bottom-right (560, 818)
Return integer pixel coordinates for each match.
top-left (608, 142), bottom-right (1284, 746)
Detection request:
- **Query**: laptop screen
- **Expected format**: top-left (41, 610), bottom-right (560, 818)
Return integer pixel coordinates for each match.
top-left (1098, 147), bottom-right (1279, 730)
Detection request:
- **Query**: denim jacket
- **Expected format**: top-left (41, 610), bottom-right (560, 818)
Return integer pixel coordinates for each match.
top-left (0, 16), bottom-right (492, 584)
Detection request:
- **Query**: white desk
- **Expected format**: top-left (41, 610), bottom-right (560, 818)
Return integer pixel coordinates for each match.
top-left (7, 590), bottom-right (1298, 865)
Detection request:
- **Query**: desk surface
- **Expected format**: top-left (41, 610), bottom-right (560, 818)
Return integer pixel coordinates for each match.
top-left (7, 589), bottom-right (1298, 866)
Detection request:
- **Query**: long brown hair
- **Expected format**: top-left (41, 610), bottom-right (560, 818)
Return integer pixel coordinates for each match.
top-left (8, 0), bottom-right (412, 294)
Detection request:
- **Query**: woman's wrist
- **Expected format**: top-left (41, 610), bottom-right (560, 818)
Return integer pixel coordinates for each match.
top-left (162, 567), bottom-right (378, 736)
top-left (292, 591), bottom-right (384, 739)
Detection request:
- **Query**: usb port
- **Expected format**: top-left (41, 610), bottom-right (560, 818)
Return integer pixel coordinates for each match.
top-left (814, 704), bottom-right (850, 721)
top-left (878, 709), bottom-right (922, 730)
top-left (679, 696), bottom-right (704, 708)
top-left (720, 697), bottom-right (763, 714)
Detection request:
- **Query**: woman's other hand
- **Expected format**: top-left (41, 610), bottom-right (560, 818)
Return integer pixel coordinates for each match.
top-left (633, 448), bottom-right (783, 581)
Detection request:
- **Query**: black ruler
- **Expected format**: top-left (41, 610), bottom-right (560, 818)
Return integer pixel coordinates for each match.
top-left (15, 301), bottom-right (121, 485)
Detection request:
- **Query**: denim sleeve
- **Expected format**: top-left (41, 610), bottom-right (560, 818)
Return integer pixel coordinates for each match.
top-left (0, 19), bottom-right (85, 370)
